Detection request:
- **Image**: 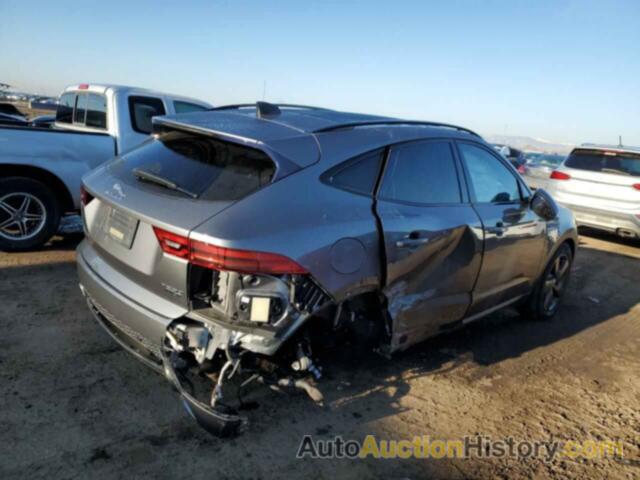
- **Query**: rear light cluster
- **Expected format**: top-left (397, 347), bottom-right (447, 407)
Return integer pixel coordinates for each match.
top-left (633, 184), bottom-right (640, 191)
top-left (80, 185), bottom-right (94, 206)
top-left (153, 227), bottom-right (307, 275)
top-left (550, 171), bottom-right (571, 181)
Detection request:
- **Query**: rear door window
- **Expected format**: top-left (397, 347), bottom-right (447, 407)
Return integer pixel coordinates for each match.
top-left (55, 93), bottom-right (75, 124)
top-left (113, 131), bottom-right (275, 201)
top-left (566, 150), bottom-right (640, 177)
top-left (73, 93), bottom-right (87, 124)
top-left (129, 96), bottom-right (166, 134)
top-left (459, 143), bottom-right (521, 203)
top-left (379, 140), bottom-right (461, 204)
top-left (322, 150), bottom-right (383, 196)
top-left (85, 93), bottom-right (107, 129)
top-left (174, 101), bottom-right (208, 114)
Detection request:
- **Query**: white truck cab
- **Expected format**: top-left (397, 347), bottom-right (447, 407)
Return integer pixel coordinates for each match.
top-left (56, 84), bottom-right (211, 153)
top-left (0, 84), bottom-right (212, 250)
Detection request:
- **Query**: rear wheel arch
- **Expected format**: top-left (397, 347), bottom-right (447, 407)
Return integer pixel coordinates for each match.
top-left (0, 164), bottom-right (75, 213)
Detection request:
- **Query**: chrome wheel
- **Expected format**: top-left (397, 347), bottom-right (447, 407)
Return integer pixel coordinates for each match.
top-left (542, 252), bottom-right (570, 315)
top-left (0, 192), bottom-right (47, 241)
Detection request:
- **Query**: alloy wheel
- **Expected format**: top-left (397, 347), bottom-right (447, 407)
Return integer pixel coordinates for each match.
top-left (542, 252), bottom-right (571, 315)
top-left (0, 192), bottom-right (47, 241)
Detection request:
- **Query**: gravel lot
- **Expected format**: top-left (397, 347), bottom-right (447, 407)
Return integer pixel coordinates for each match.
top-left (1, 230), bottom-right (638, 479)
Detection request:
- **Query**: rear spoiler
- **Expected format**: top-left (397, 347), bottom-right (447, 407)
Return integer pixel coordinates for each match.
top-left (152, 112), bottom-right (320, 175)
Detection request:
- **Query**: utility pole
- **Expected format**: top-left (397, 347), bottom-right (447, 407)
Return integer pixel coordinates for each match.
top-left (618, 135), bottom-right (623, 147)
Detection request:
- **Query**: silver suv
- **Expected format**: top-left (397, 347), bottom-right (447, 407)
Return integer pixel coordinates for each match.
top-left (546, 145), bottom-right (640, 239)
top-left (77, 103), bottom-right (578, 435)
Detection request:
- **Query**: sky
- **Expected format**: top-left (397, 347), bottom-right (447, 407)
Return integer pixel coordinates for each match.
top-left (1, 0), bottom-right (639, 145)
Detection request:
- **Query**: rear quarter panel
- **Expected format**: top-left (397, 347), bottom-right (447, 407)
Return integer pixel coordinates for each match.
top-left (191, 162), bottom-right (381, 301)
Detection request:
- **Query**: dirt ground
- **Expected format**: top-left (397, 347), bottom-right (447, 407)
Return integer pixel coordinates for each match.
top-left (0, 230), bottom-right (638, 479)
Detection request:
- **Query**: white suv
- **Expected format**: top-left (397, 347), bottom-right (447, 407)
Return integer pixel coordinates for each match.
top-left (546, 145), bottom-right (640, 239)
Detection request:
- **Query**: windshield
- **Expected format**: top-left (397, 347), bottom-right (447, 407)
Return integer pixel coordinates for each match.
top-left (111, 131), bottom-right (276, 201)
top-left (565, 150), bottom-right (640, 177)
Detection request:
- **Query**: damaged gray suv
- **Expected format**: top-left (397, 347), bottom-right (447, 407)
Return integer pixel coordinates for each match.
top-left (77, 103), bottom-right (577, 435)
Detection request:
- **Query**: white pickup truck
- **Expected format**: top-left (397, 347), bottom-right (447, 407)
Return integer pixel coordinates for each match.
top-left (0, 84), bottom-right (212, 250)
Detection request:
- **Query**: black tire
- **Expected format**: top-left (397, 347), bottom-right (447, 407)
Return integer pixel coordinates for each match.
top-left (520, 243), bottom-right (573, 321)
top-left (0, 177), bottom-right (61, 251)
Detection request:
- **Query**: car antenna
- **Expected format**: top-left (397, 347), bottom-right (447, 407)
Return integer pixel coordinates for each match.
top-left (256, 101), bottom-right (281, 119)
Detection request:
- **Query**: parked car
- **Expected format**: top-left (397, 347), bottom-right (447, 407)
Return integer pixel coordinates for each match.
top-left (28, 114), bottom-right (56, 128)
top-left (0, 112), bottom-right (28, 126)
top-left (78, 102), bottom-right (578, 435)
top-left (0, 103), bottom-right (26, 117)
top-left (0, 83), bottom-right (211, 250)
top-left (492, 143), bottom-right (526, 170)
top-left (521, 153), bottom-right (565, 190)
top-left (546, 145), bottom-right (640, 239)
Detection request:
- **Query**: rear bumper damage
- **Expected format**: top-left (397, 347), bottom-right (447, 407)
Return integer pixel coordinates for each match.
top-left (160, 347), bottom-right (245, 436)
top-left (80, 283), bottom-right (246, 435)
top-left (78, 247), bottom-right (332, 436)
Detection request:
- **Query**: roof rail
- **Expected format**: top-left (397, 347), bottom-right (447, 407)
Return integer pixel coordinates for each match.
top-left (312, 120), bottom-right (481, 137)
top-left (211, 103), bottom-right (328, 112)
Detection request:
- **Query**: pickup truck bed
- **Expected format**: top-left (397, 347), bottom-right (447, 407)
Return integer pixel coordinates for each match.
top-left (1, 125), bottom-right (116, 210)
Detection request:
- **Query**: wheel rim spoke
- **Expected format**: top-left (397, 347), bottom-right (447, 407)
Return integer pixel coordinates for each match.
top-left (0, 201), bottom-right (17, 216)
top-left (19, 196), bottom-right (31, 214)
top-left (556, 258), bottom-right (569, 279)
top-left (0, 218), bottom-right (17, 230)
top-left (543, 289), bottom-right (554, 310)
top-left (17, 220), bottom-right (27, 236)
top-left (23, 212), bottom-right (43, 221)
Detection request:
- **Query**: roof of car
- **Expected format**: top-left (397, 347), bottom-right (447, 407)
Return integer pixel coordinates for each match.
top-left (575, 144), bottom-right (640, 155)
top-left (153, 102), bottom-right (480, 144)
top-left (152, 102), bottom-right (483, 169)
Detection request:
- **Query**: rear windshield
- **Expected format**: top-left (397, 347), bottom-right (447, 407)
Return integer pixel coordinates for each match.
top-left (113, 131), bottom-right (276, 201)
top-left (565, 150), bottom-right (640, 177)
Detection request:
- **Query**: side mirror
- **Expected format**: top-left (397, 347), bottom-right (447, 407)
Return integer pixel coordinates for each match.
top-left (530, 189), bottom-right (558, 221)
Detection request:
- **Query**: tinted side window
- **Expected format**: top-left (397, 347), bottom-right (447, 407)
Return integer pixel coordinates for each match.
top-left (379, 141), bottom-right (461, 204)
top-left (459, 143), bottom-right (520, 203)
top-left (323, 150), bottom-right (383, 195)
top-left (74, 93), bottom-right (87, 124)
top-left (56, 93), bottom-right (75, 124)
top-left (86, 93), bottom-right (107, 129)
top-left (174, 101), bottom-right (208, 114)
top-left (129, 96), bottom-right (166, 134)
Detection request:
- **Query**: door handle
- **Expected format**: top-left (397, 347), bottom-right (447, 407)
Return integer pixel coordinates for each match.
top-left (486, 222), bottom-right (507, 236)
top-left (396, 232), bottom-right (430, 248)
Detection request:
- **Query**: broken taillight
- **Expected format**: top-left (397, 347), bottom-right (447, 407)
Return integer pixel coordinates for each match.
top-left (80, 185), bottom-right (94, 206)
top-left (550, 171), bottom-right (571, 180)
top-left (153, 227), bottom-right (307, 274)
top-left (153, 227), bottom-right (190, 259)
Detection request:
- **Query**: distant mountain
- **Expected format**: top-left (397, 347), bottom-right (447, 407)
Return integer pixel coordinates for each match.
top-left (484, 134), bottom-right (575, 154)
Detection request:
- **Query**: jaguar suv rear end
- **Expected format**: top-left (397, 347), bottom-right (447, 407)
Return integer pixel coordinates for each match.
top-left (78, 102), bottom-right (577, 435)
